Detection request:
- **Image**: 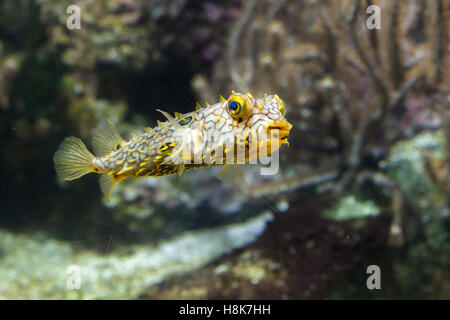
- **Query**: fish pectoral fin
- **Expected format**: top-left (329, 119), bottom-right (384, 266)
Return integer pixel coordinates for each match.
top-left (99, 174), bottom-right (124, 202)
top-left (92, 119), bottom-right (126, 157)
top-left (216, 164), bottom-right (245, 185)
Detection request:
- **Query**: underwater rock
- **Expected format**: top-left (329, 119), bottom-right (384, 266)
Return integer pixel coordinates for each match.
top-left (38, 0), bottom-right (150, 69)
top-left (0, 213), bottom-right (272, 299)
top-left (330, 129), bottom-right (450, 299)
top-left (387, 130), bottom-right (447, 204)
top-left (139, 194), bottom-right (390, 299)
top-left (322, 195), bottom-right (380, 222)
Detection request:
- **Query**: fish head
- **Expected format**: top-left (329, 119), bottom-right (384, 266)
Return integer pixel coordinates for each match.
top-left (205, 92), bottom-right (292, 162)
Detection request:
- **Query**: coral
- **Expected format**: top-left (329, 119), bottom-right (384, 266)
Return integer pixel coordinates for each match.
top-left (37, 0), bottom-right (149, 69)
top-left (0, 0), bottom-right (448, 300)
top-left (192, 0), bottom-right (450, 245)
top-left (0, 0), bottom-right (244, 237)
top-left (335, 129), bottom-right (450, 299)
top-left (139, 193), bottom-right (390, 299)
top-left (139, 130), bottom-right (450, 300)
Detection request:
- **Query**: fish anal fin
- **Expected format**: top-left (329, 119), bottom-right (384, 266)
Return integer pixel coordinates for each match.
top-left (92, 119), bottom-right (126, 157)
top-left (99, 174), bottom-right (124, 202)
top-left (216, 164), bottom-right (244, 185)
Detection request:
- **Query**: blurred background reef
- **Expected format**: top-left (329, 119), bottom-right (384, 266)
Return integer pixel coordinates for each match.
top-left (0, 0), bottom-right (449, 299)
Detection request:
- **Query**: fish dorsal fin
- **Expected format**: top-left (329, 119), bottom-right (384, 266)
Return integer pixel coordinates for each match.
top-left (195, 102), bottom-right (202, 111)
top-left (156, 120), bottom-right (168, 130)
top-left (130, 130), bottom-right (141, 139)
top-left (99, 173), bottom-right (124, 202)
top-left (216, 164), bottom-right (245, 185)
top-left (145, 127), bottom-right (155, 134)
top-left (92, 119), bottom-right (126, 157)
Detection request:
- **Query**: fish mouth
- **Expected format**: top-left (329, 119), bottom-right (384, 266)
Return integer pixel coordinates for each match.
top-left (267, 120), bottom-right (292, 141)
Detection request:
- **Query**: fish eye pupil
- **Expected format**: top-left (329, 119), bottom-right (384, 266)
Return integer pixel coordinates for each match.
top-left (229, 101), bottom-right (239, 111)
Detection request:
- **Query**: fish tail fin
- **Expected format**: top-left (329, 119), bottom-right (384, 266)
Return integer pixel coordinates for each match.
top-left (54, 136), bottom-right (95, 181)
top-left (99, 173), bottom-right (124, 202)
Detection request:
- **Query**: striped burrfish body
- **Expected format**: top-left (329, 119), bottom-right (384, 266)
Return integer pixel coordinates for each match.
top-left (54, 92), bottom-right (292, 200)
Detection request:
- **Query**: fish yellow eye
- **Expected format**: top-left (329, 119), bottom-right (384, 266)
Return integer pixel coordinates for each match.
top-left (227, 94), bottom-right (251, 120)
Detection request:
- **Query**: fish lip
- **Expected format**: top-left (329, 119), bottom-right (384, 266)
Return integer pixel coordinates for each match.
top-left (267, 121), bottom-right (292, 139)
